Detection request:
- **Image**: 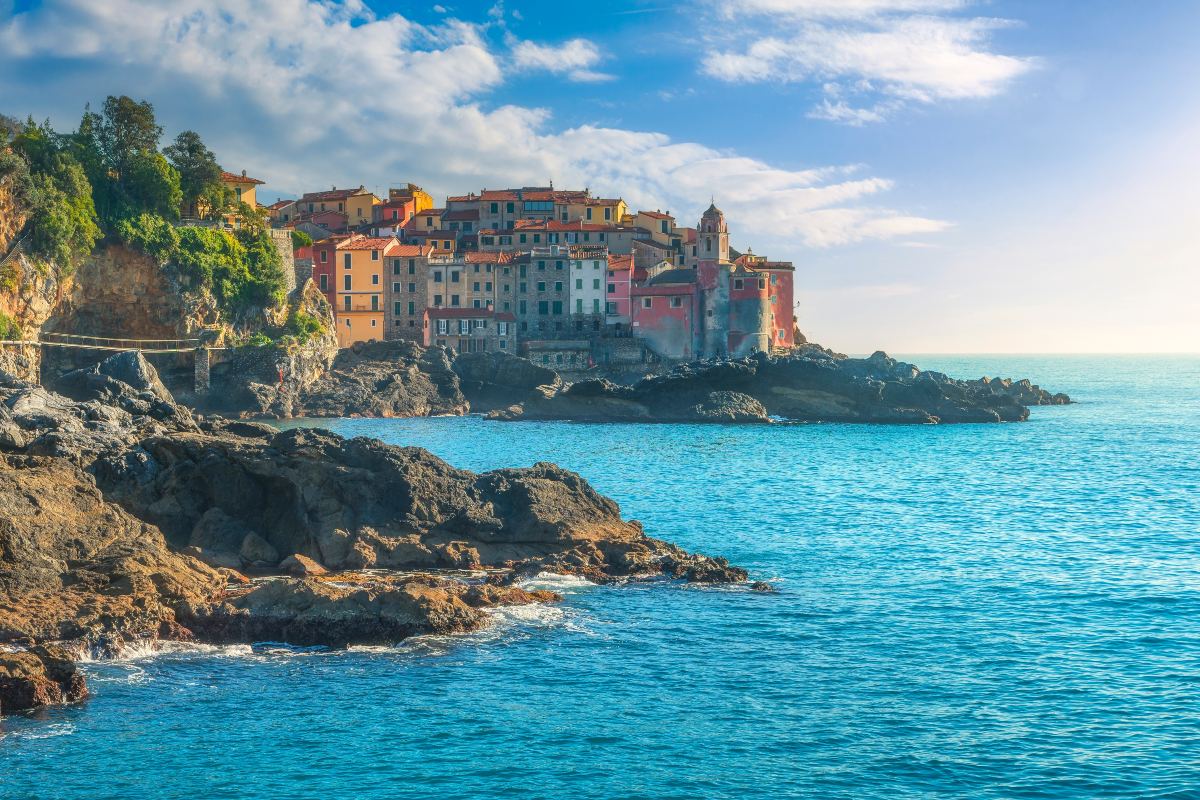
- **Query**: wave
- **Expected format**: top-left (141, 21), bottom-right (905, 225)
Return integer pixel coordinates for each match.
top-left (517, 571), bottom-right (600, 592)
top-left (0, 722), bottom-right (77, 741)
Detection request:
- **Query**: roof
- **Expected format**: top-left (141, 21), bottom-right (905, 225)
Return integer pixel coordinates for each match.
top-left (390, 244), bottom-right (431, 257)
top-left (266, 199), bottom-right (295, 210)
top-left (377, 198), bottom-right (414, 209)
top-left (336, 236), bottom-right (398, 251)
top-left (221, 170), bottom-right (264, 185)
top-left (414, 208), bottom-right (445, 216)
top-left (479, 190), bottom-right (520, 201)
top-left (570, 245), bottom-right (608, 258)
top-left (648, 269), bottom-right (699, 286)
top-left (301, 186), bottom-right (374, 202)
top-left (464, 251), bottom-right (516, 264)
top-left (608, 253), bottom-right (634, 271)
top-left (442, 209), bottom-right (480, 222)
top-left (632, 282), bottom-right (695, 296)
top-left (427, 307), bottom-right (515, 321)
top-left (703, 202), bottom-right (723, 216)
top-left (634, 238), bottom-right (673, 251)
top-left (638, 210), bottom-right (673, 220)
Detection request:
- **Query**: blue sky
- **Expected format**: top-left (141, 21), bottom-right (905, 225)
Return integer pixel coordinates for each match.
top-left (2, 0), bottom-right (1197, 352)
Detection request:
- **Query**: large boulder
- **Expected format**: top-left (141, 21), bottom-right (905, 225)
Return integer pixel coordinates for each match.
top-left (0, 645), bottom-right (88, 715)
top-left (453, 351), bottom-right (562, 412)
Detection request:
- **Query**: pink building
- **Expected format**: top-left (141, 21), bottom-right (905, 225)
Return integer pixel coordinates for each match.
top-left (605, 253), bottom-right (634, 330)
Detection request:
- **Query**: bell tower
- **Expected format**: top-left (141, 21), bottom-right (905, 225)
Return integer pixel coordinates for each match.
top-left (698, 202), bottom-right (729, 263)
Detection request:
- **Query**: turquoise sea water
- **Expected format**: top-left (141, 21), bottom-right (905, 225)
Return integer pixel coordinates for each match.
top-left (3, 355), bottom-right (1199, 799)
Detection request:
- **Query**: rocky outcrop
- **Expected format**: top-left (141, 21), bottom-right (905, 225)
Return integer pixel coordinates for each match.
top-left (287, 339), bottom-right (467, 418)
top-left (453, 351), bottom-right (561, 412)
top-left (0, 350), bottom-right (746, 712)
top-left (0, 252), bottom-right (62, 383)
top-left (489, 349), bottom-right (1070, 425)
top-left (0, 645), bottom-right (88, 715)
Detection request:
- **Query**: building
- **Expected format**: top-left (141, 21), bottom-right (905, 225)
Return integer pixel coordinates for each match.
top-left (384, 243), bottom-right (433, 342)
top-left (424, 307), bottom-right (517, 353)
top-left (373, 197), bottom-right (415, 224)
top-left (334, 235), bottom-right (398, 347)
top-left (266, 199), bottom-right (297, 225)
top-left (569, 245), bottom-right (607, 335)
top-left (628, 204), bottom-right (795, 360)
top-left (221, 170), bottom-right (263, 209)
top-left (298, 186), bottom-right (380, 230)
top-left (605, 253), bottom-right (634, 330)
top-left (388, 184), bottom-right (434, 214)
top-left (517, 246), bottom-right (571, 337)
top-left (310, 233), bottom-right (350, 307)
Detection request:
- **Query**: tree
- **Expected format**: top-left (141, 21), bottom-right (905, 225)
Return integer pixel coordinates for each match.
top-left (94, 96), bottom-right (162, 182)
top-left (164, 130), bottom-right (223, 217)
top-left (125, 151), bottom-right (182, 220)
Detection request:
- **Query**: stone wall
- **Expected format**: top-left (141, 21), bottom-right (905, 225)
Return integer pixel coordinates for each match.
top-left (269, 230), bottom-right (297, 295)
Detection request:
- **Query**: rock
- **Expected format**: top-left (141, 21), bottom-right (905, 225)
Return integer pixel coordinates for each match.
top-left (279, 554), bottom-right (327, 577)
top-left (490, 347), bottom-right (1070, 425)
top-left (453, 351), bottom-right (562, 412)
top-left (750, 581), bottom-right (776, 592)
top-left (240, 533), bottom-right (280, 567)
top-left (0, 645), bottom-right (88, 715)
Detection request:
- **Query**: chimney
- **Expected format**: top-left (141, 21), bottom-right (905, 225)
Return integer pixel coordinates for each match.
top-left (241, 169), bottom-right (247, 178)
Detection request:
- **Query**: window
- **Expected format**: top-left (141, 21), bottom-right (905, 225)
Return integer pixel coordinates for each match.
top-left (392, 260), bottom-right (401, 275)
top-left (372, 274), bottom-right (380, 285)
top-left (642, 297), bottom-right (652, 309)
top-left (734, 278), bottom-right (744, 290)
top-left (759, 279), bottom-right (766, 289)
top-left (434, 271), bottom-right (443, 283)
top-left (343, 253), bottom-right (351, 268)
top-left (444, 241), bottom-right (451, 249)
top-left (608, 283), bottom-right (616, 294)
top-left (408, 301), bottom-right (415, 315)
top-left (344, 274), bottom-right (352, 291)
top-left (371, 250), bottom-right (379, 261)
top-left (606, 301), bottom-right (617, 314)
top-left (671, 297), bottom-right (682, 308)
top-left (576, 299), bottom-right (583, 313)
top-left (434, 294), bottom-right (443, 306)
top-left (555, 282), bottom-right (563, 292)
top-left (499, 339), bottom-right (507, 350)
top-left (552, 301), bottom-right (563, 315)
top-left (538, 301), bottom-right (549, 314)
top-left (459, 319), bottom-right (470, 335)
top-left (451, 295), bottom-right (460, 307)
top-left (586, 208), bottom-right (593, 220)
top-left (370, 319), bottom-right (376, 327)
top-left (498, 321), bottom-right (509, 336)
top-left (593, 299), bottom-right (600, 313)
top-left (576, 279), bottom-right (582, 290)
top-left (574, 262), bottom-right (581, 270)
top-left (408, 283), bottom-right (416, 293)
top-left (594, 261), bottom-right (602, 269)
top-left (506, 202), bottom-right (514, 213)
top-left (519, 265), bottom-right (527, 278)
top-left (519, 300), bottom-right (527, 314)
top-left (371, 296), bottom-right (379, 311)
top-left (345, 319), bottom-right (350, 327)
top-left (437, 319), bottom-right (449, 334)
top-left (344, 296), bottom-right (351, 311)
top-left (555, 260), bottom-right (563, 270)
top-left (520, 282), bottom-right (527, 293)
top-left (556, 354), bottom-right (564, 364)
top-left (473, 299), bottom-right (481, 309)
top-left (392, 282), bottom-right (401, 293)
top-left (320, 274), bottom-right (328, 291)
top-left (537, 282), bottom-right (546, 292)
top-left (593, 279), bottom-right (600, 290)
top-left (537, 261), bottom-right (545, 271)
top-left (604, 207), bottom-right (611, 221)
top-left (520, 234), bottom-right (527, 244)
top-left (320, 250), bottom-right (328, 263)
top-left (394, 302), bottom-right (402, 315)
top-left (486, 282), bottom-right (492, 292)
top-left (473, 282), bottom-right (480, 292)
top-left (490, 202), bottom-right (499, 214)
top-left (475, 319), bottom-right (487, 330)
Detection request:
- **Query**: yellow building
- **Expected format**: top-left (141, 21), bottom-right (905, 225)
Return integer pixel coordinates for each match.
top-left (221, 170), bottom-right (263, 208)
top-left (389, 184), bottom-right (434, 214)
top-left (335, 235), bottom-right (397, 347)
top-left (634, 210), bottom-right (677, 245)
top-left (569, 197), bottom-right (627, 225)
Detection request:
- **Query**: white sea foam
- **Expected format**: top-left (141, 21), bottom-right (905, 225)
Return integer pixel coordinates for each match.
top-left (517, 571), bottom-right (600, 592)
top-left (0, 722), bottom-right (77, 741)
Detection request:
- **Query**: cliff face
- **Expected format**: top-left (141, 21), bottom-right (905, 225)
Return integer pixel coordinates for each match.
top-left (0, 253), bottom-right (61, 382)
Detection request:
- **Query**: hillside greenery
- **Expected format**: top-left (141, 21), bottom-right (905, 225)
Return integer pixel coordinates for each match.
top-left (0, 97), bottom-right (287, 320)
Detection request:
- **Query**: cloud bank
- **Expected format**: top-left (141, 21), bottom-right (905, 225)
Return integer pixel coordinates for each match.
top-left (0, 0), bottom-right (949, 248)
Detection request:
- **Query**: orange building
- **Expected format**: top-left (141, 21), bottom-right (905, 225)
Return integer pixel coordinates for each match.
top-left (334, 235), bottom-right (399, 347)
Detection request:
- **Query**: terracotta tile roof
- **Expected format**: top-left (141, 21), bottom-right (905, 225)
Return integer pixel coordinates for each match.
top-left (479, 190), bottom-right (519, 201)
top-left (390, 244), bottom-right (432, 257)
top-left (608, 254), bottom-right (634, 271)
top-left (446, 194), bottom-right (477, 203)
top-left (266, 199), bottom-right (294, 210)
top-left (414, 208), bottom-right (445, 216)
top-left (464, 251), bottom-right (516, 264)
top-left (221, 170), bottom-right (264, 185)
top-left (442, 209), bottom-right (480, 221)
top-left (301, 186), bottom-right (373, 202)
top-left (336, 236), bottom-right (399, 251)
top-left (638, 210), bottom-right (673, 220)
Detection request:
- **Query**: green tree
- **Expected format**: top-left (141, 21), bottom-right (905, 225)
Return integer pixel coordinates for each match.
top-left (291, 229), bottom-right (313, 250)
top-left (125, 151), bottom-right (181, 220)
top-left (164, 130), bottom-right (223, 218)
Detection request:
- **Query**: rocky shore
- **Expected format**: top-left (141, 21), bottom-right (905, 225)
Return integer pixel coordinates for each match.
top-left (0, 352), bottom-right (746, 716)
top-left (486, 347), bottom-right (1072, 425)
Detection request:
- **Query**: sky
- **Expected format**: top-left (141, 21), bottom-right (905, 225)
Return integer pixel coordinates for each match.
top-left (1, 0), bottom-right (1197, 353)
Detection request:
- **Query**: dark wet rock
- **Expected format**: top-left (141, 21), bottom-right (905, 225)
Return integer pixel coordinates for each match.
top-left (279, 554), bottom-right (327, 577)
top-left (453, 351), bottom-right (561, 412)
top-left (289, 340), bottom-right (467, 418)
top-left (0, 645), bottom-right (88, 715)
top-left (490, 348), bottom-right (1070, 425)
top-left (750, 581), bottom-right (776, 593)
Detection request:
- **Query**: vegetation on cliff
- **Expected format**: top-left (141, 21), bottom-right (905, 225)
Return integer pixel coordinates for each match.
top-left (1, 96), bottom-right (287, 322)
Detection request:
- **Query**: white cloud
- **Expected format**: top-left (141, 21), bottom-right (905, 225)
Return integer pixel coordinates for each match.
top-left (702, 1), bottom-right (1035, 122)
top-left (0, 0), bottom-right (947, 250)
top-left (511, 38), bottom-right (615, 82)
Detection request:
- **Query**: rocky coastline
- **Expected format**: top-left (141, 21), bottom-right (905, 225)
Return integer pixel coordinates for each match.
top-left (0, 352), bottom-right (746, 716)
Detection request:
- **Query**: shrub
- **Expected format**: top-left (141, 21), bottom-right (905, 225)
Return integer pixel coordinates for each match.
top-left (291, 230), bottom-right (312, 250)
top-left (286, 309), bottom-right (325, 344)
top-left (0, 311), bottom-right (21, 341)
top-left (115, 212), bottom-right (180, 264)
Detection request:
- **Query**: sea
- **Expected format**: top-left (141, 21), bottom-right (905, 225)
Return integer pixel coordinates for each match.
top-left (2, 355), bottom-right (1199, 799)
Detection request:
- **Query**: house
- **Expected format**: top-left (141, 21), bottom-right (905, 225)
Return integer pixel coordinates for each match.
top-left (515, 246), bottom-right (571, 337)
top-left (299, 186), bottom-right (380, 229)
top-left (631, 270), bottom-right (700, 360)
top-left (605, 253), bottom-right (634, 330)
top-left (384, 243), bottom-right (434, 342)
top-left (266, 198), bottom-right (297, 225)
top-left (334, 235), bottom-right (399, 347)
top-left (569, 244), bottom-right (607, 335)
top-left (424, 307), bottom-right (517, 354)
top-left (221, 170), bottom-right (263, 209)
top-left (310, 233), bottom-right (350, 307)
top-left (373, 198), bottom-right (415, 225)
top-left (388, 184), bottom-right (434, 214)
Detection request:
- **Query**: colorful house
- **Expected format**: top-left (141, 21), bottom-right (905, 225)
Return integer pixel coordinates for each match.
top-left (388, 184), bottom-right (434, 214)
top-left (334, 235), bottom-right (398, 347)
top-left (221, 170), bottom-right (263, 209)
top-left (605, 253), bottom-right (634, 330)
top-left (299, 186), bottom-right (380, 230)
top-left (385, 243), bottom-right (433, 342)
top-left (569, 244), bottom-right (607, 334)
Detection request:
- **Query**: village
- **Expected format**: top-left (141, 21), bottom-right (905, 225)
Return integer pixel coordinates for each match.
top-left (223, 173), bottom-right (798, 368)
